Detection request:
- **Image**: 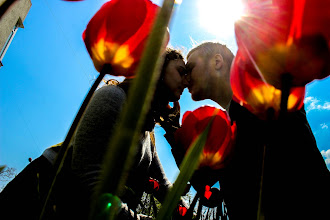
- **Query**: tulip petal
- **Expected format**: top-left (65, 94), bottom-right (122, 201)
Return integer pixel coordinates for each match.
top-left (174, 106), bottom-right (236, 170)
top-left (83, 0), bottom-right (161, 76)
top-left (235, 0), bottom-right (330, 89)
top-left (230, 50), bottom-right (305, 120)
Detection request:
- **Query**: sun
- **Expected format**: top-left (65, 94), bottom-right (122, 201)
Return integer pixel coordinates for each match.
top-left (198, 0), bottom-right (244, 38)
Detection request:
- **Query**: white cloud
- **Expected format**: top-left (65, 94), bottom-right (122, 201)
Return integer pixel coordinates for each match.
top-left (321, 149), bottom-right (330, 158)
top-left (321, 123), bottom-right (329, 129)
top-left (321, 149), bottom-right (330, 170)
top-left (304, 96), bottom-right (330, 113)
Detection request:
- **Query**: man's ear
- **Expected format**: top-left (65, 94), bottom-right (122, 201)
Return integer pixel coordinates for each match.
top-left (214, 54), bottom-right (224, 70)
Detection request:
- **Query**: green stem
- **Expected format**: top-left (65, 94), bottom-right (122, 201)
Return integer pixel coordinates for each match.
top-left (39, 65), bottom-right (110, 220)
top-left (149, 194), bottom-right (152, 217)
top-left (186, 192), bottom-right (199, 219)
top-left (151, 194), bottom-right (158, 217)
top-left (196, 200), bottom-right (203, 220)
top-left (156, 115), bottom-right (215, 220)
top-left (90, 1), bottom-right (175, 219)
top-left (280, 73), bottom-right (292, 118)
top-left (257, 145), bottom-right (266, 220)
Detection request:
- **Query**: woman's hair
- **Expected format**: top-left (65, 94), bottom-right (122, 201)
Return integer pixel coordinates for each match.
top-left (114, 47), bottom-right (184, 93)
top-left (155, 47), bottom-right (184, 104)
top-left (150, 48), bottom-right (184, 129)
top-left (160, 48), bottom-right (184, 78)
top-left (104, 48), bottom-right (184, 131)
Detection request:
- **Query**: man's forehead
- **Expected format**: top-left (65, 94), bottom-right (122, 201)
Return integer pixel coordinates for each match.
top-left (187, 49), bottom-right (202, 64)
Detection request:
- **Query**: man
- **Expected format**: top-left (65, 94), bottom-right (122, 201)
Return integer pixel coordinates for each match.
top-left (186, 42), bottom-right (233, 111)
top-left (184, 42), bottom-right (330, 219)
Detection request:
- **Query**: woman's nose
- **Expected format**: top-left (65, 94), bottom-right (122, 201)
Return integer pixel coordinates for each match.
top-left (182, 75), bottom-right (190, 87)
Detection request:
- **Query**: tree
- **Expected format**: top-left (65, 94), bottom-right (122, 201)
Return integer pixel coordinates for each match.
top-left (137, 192), bottom-right (161, 218)
top-left (0, 166), bottom-right (17, 192)
top-left (137, 191), bottom-right (195, 219)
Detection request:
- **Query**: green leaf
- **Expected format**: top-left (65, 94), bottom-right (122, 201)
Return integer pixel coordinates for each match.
top-left (90, 1), bottom-right (176, 219)
top-left (0, 165), bottom-right (6, 173)
top-left (39, 68), bottom-right (108, 220)
top-left (156, 116), bottom-right (215, 220)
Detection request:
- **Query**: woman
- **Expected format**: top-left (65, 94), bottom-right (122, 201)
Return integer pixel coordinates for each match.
top-left (55, 48), bottom-right (188, 220)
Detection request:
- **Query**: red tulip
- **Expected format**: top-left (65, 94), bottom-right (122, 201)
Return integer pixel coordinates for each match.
top-left (177, 205), bottom-right (187, 216)
top-left (148, 178), bottom-right (159, 191)
top-left (174, 106), bottom-right (236, 170)
top-left (204, 185), bottom-right (212, 200)
top-left (83, 0), bottom-right (167, 77)
top-left (235, 0), bottom-right (330, 88)
top-left (200, 186), bottom-right (223, 208)
top-left (145, 177), bottom-right (160, 194)
top-left (230, 50), bottom-right (305, 120)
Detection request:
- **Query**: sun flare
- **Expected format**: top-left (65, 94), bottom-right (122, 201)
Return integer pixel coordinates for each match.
top-left (175, 0), bottom-right (183, 5)
top-left (198, 0), bottom-right (244, 37)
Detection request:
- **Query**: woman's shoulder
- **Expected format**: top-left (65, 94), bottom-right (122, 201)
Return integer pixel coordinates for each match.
top-left (86, 85), bottom-right (127, 111)
top-left (97, 84), bottom-right (126, 95)
top-left (94, 84), bottom-right (127, 101)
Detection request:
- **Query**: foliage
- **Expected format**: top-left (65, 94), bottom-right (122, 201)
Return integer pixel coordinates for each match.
top-left (137, 193), bottom-right (162, 218)
top-left (0, 166), bottom-right (17, 192)
top-left (89, 1), bottom-right (176, 219)
top-left (137, 191), bottom-right (195, 219)
top-left (156, 118), bottom-right (214, 220)
top-left (2, 0), bottom-right (330, 220)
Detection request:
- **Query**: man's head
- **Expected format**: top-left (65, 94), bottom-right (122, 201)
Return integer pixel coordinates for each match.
top-left (186, 42), bottom-right (234, 109)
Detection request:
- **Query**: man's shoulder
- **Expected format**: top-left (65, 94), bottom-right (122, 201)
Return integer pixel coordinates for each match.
top-left (229, 100), bottom-right (308, 125)
top-left (229, 100), bottom-right (252, 120)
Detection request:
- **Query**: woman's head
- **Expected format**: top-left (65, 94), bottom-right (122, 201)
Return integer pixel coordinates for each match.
top-left (159, 48), bottom-right (187, 102)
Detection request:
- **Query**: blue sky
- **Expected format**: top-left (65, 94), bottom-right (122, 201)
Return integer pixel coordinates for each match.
top-left (1, 0), bottom-right (330, 190)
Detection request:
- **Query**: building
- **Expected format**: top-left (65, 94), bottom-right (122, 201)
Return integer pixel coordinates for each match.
top-left (0, 0), bottom-right (32, 67)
